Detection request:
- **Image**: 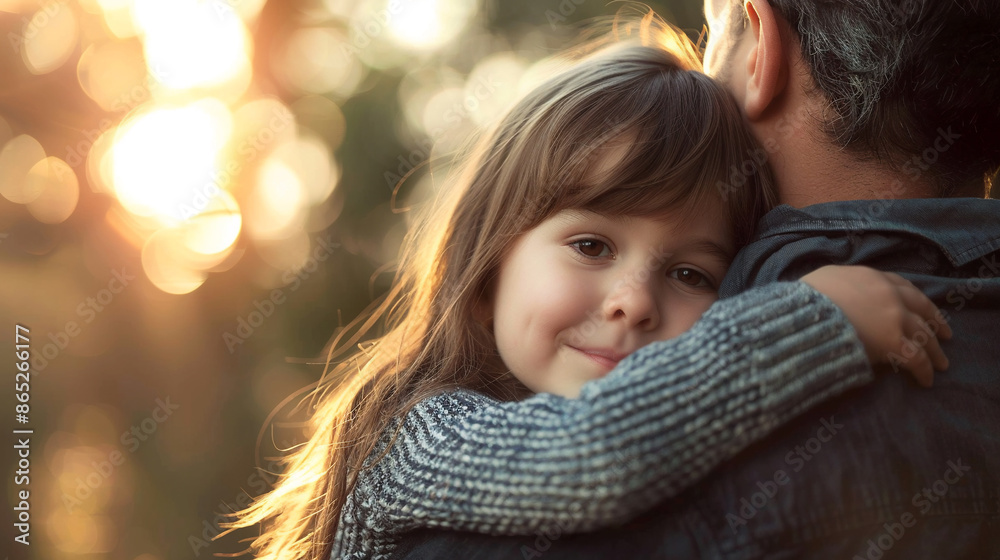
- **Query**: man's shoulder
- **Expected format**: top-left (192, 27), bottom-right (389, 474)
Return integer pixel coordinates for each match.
top-left (721, 198), bottom-right (1000, 296)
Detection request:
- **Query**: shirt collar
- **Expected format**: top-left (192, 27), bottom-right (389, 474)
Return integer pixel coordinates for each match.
top-left (752, 198), bottom-right (1000, 267)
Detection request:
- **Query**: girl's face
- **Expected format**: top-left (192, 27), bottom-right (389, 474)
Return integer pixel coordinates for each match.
top-left (487, 199), bottom-right (734, 398)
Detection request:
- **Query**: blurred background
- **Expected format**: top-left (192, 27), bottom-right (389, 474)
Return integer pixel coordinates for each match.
top-left (0, 0), bottom-right (708, 558)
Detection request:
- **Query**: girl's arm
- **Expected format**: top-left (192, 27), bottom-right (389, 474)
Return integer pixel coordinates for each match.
top-left (347, 282), bottom-right (872, 540)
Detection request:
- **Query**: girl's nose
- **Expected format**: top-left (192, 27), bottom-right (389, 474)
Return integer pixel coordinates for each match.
top-left (602, 273), bottom-right (660, 331)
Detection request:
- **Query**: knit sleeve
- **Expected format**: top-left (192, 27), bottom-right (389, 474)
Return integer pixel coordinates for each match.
top-left (352, 281), bottom-right (873, 539)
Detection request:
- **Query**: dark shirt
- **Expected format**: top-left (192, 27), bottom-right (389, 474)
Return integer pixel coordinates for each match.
top-left (389, 198), bottom-right (1000, 559)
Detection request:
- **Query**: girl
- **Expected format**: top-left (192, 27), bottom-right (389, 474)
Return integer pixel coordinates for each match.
top-left (224, 16), bottom-right (949, 560)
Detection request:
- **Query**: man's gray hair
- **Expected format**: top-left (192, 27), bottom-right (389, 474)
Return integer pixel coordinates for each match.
top-left (738, 0), bottom-right (1000, 196)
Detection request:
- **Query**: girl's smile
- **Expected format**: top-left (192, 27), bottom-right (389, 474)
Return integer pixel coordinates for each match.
top-left (566, 345), bottom-right (629, 373)
top-left (488, 201), bottom-right (735, 398)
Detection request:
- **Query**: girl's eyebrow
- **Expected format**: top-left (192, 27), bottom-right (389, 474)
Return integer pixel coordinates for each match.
top-left (558, 209), bottom-right (633, 227)
top-left (682, 239), bottom-right (735, 263)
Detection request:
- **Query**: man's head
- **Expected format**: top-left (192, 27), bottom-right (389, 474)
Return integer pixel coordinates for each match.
top-left (703, 0), bottom-right (1000, 201)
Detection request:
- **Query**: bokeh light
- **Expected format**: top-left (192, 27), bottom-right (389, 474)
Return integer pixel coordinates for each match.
top-left (0, 0), bottom-right (33, 13)
top-left (466, 53), bottom-right (527, 127)
top-left (269, 135), bottom-right (338, 204)
top-left (229, 97), bottom-right (298, 164)
top-left (245, 157), bottom-right (306, 240)
top-left (178, 190), bottom-right (242, 259)
top-left (85, 127), bottom-right (117, 195)
top-left (25, 156), bottom-right (80, 224)
top-left (383, 0), bottom-right (477, 51)
top-left (141, 227), bottom-right (211, 295)
top-left (277, 27), bottom-right (366, 98)
top-left (398, 66), bottom-right (465, 137)
top-left (98, 0), bottom-right (139, 39)
top-left (4, 0), bottom-right (533, 294)
top-left (21, 0), bottom-right (80, 74)
top-left (133, 0), bottom-right (253, 95)
top-left (290, 95), bottom-right (347, 151)
top-left (0, 134), bottom-right (47, 204)
top-left (111, 99), bottom-right (233, 226)
top-left (76, 39), bottom-right (151, 113)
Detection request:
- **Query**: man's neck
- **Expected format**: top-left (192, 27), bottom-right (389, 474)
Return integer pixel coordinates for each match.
top-left (765, 126), bottom-right (936, 208)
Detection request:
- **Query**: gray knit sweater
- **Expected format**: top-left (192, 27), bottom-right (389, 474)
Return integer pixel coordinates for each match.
top-left (329, 282), bottom-right (874, 559)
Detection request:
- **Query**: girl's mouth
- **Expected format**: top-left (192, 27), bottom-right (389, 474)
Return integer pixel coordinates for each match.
top-left (568, 346), bottom-right (625, 372)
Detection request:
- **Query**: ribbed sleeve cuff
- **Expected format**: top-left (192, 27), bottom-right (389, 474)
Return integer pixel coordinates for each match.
top-left (705, 281), bottom-right (873, 429)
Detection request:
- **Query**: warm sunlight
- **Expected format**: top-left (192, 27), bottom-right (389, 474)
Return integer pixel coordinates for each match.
top-left (383, 0), bottom-right (475, 51)
top-left (111, 99), bottom-right (233, 227)
top-left (132, 0), bottom-right (252, 92)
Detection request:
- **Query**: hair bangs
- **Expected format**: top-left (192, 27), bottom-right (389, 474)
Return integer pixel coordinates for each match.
top-left (527, 65), bottom-right (767, 242)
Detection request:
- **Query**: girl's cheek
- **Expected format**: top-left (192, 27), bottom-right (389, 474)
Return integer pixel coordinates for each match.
top-left (516, 272), bottom-right (586, 333)
top-left (658, 295), bottom-right (717, 339)
top-left (541, 269), bottom-right (598, 307)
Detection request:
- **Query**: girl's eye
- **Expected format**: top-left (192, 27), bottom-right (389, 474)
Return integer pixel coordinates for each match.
top-left (569, 239), bottom-right (613, 259)
top-left (670, 268), bottom-right (713, 289)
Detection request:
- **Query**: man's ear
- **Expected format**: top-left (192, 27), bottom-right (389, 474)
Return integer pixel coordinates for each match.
top-left (742, 0), bottom-right (787, 120)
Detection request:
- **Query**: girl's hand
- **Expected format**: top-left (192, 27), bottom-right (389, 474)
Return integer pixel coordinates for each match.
top-left (801, 265), bottom-right (952, 388)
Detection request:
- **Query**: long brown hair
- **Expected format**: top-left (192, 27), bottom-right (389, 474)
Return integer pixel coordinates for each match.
top-left (222, 11), bottom-right (777, 560)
